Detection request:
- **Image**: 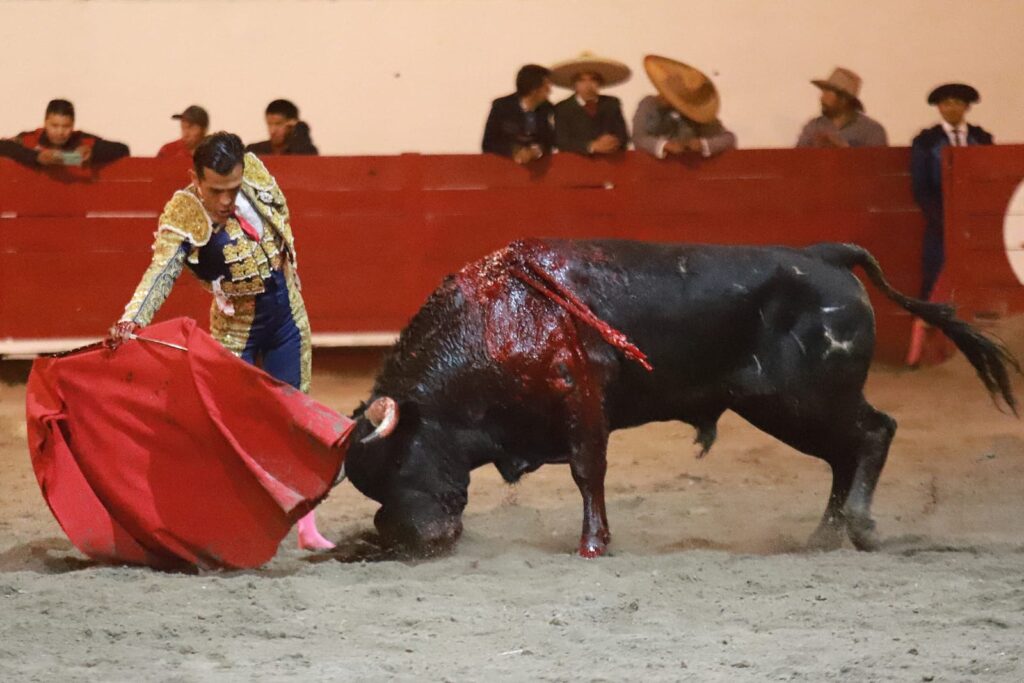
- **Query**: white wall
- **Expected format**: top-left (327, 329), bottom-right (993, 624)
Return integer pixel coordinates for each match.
top-left (1, 0), bottom-right (1021, 156)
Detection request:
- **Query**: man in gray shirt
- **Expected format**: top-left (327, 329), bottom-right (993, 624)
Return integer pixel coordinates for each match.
top-left (633, 54), bottom-right (736, 159)
top-left (796, 67), bottom-right (887, 148)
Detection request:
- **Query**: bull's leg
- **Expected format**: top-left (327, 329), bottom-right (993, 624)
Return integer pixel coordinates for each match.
top-left (563, 365), bottom-right (612, 558)
top-left (734, 393), bottom-right (890, 552)
top-left (841, 406), bottom-right (897, 550)
top-left (568, 426), bottom-right (611, 558)
top-left (806, 458), bottom-right (856, 551)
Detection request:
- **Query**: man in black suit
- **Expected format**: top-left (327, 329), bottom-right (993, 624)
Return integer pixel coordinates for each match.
top-left (551, 52), bottom-right (630, 156)
top-left (246, 99), bottom-right (319, 156)
top-left (910, 83), bottom-right (993, 300)
top-left (482, 64), bottom-right (554, 164)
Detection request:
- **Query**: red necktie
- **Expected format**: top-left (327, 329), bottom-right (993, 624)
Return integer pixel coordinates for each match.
top-left (233, 211), bottom-right (260, 241)
top-left (584, 100), bottom-right (598, 117)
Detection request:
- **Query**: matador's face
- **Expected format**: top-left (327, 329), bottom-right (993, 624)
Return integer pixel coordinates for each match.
top-left (192, 163), bottom-right (243, 224)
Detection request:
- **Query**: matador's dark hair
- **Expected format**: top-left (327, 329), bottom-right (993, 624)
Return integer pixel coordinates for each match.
top-left (193, 131), bottom-right (245, 178)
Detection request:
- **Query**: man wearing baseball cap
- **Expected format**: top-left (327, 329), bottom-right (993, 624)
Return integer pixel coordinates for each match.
top-left (157, 105), bottom-right (209, 159)
top-left (796, 67), bottom-right (887, 148)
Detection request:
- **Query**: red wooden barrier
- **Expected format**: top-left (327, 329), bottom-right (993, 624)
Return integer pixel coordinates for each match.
top-left (943, 145), bottom-right (1024, 320)
top-left (3, 147), bottom-right (1015, 363)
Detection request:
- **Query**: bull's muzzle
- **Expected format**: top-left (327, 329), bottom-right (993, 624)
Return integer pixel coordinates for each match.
top-left (360, 397), bottom-right (399, 443)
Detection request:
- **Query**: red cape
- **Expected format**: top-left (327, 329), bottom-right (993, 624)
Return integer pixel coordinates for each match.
top-left (25, 318), bottom-right (354, 570)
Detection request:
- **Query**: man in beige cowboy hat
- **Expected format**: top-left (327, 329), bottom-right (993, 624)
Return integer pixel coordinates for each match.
top-left (796, 67), bottom-right (887, 148)
top-left (632, 54), bottom-right (736, 159)
top-left (551, 52), bottom-right (631, 156)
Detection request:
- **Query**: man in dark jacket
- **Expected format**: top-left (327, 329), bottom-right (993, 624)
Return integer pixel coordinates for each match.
top-left (910, 83), bottom-right (993, 300)
top-left (551, 52), bottom-right (630, 156)
top-left (482, 64), bottom-right (554, 164)
top-left (1, 99), bottom-right (130, 168)
top-left (245, 99), bottom-right (318, 156)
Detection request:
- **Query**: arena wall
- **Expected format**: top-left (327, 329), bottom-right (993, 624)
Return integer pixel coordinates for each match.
top-left (3, 147), bottom-right (1022, 362)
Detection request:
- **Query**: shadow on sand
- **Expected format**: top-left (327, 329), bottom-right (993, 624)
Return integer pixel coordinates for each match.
top-left (0, 537), bottom-right (98, 574)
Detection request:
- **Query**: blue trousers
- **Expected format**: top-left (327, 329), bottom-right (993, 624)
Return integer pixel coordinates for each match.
top-left (240, 270), bottom-right (305, 390)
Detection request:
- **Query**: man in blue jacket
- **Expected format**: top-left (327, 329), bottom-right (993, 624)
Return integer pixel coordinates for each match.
top-left (482, 64), bottom-right (554, 165)
top-left (910, 83), bottom-right (993, 299)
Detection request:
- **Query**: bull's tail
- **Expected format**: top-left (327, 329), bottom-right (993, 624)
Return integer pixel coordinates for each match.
top-left (806, 242), bottom-right (1021, 414)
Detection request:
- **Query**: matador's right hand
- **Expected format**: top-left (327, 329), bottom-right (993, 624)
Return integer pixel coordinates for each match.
top-left (105, 321), bottom-right (139, 350)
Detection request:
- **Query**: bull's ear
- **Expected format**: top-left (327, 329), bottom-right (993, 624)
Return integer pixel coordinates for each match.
top-left (361, 397), bottom-right (400, 443)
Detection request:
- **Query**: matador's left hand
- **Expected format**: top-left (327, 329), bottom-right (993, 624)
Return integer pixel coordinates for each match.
top-left (105, 321), bottom-right (139, 350)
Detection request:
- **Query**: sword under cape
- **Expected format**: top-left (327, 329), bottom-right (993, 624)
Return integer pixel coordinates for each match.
top-left (128, 333), bottom-right (188, 352)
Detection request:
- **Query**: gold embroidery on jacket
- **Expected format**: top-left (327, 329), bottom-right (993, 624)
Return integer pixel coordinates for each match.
top-left (158, 190), bottom-right (212, 246)
top-left (120, 230), bottom-right (188, 326)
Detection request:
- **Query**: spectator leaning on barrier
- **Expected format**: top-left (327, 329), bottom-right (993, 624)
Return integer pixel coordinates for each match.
top-left (796, 68), bottom-right (887, 148)
top-left (157, 105), bottom-right (209, 160)
top-left (632, 55), bottom-right (736, 160)
top-left (482, 64), bottom-right (555, 165)
top-left (551, 51), bottom-right (630, 156)
top-left (246, 99), bottom-right (319, 156)
top-left (0, 99), bottom-right (129, 168)
top-left (910, 83), bottom-right (992, 301)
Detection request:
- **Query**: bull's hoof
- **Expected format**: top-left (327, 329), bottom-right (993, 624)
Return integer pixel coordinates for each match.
top-left (847, 518), bottom-right (880, 551)
top-left (806, 524), bottom-right (845, 552)
top-left (578, 537), bottom-right (608, 558)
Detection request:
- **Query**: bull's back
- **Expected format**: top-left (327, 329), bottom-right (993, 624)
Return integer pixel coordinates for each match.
top-left (547, 240), bottom-right (876, 426)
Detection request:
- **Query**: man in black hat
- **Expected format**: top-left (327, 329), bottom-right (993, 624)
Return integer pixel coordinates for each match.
top-left (157, 105), bottom-right (209, 159)
top-left (910, 83), bottom-right (993, 300)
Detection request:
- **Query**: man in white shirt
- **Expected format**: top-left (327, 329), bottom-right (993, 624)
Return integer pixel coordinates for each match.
top-left (910, 83), bottom-right (993, 300)
top-left (906, 83), bottom-right (994, 366)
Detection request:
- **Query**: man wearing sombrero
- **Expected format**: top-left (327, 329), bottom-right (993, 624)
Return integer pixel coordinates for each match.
top-left (796, 67), bottom-right (887, 148)
top-left (632, 55), bottom-right (736, 159)
top-left (551, 52), bottom-right (630, 156)
top-left (910, 83), bottom-right (993, 300)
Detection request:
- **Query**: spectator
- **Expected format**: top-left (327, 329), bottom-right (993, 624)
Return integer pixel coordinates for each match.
top-left (1, 99), bottom-right (129, 168)
top-left (632, 55), bottom-right (736, 159)
top-left (245, 99), bottom-right (318, 156)
top-left (796, 68), bottom-right (887, 148)
top-left (482, 64), bottom-right (555, 164)
top-left (157, 105), bottom-right (209, 159)
top-left (910, 83), bottom-right (992, 300)
top-left (551, 52), bottom-right (630, 156)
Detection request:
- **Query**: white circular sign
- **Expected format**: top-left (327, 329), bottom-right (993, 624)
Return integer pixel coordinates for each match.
top-left (1004, 178), bottom-right (1024, 286)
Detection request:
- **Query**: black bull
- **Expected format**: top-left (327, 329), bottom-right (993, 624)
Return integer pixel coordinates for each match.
top-left (343, 239), bottom-right (1019, 557)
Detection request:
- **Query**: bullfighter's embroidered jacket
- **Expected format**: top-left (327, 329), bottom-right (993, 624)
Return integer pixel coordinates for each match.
top-left (120, 152), bottom-right (298, 327)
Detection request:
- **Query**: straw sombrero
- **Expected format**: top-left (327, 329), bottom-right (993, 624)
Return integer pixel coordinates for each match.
top-left (549, 51), bottom-right (632, 89)
top-left (643, 54), bottom-right (719, 124)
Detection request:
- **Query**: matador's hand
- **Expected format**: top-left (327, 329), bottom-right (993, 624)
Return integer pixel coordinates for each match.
top-left (106, 321), bottom-right (139, 350)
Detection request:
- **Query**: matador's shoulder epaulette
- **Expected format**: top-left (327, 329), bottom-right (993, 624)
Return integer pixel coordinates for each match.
top-left (157, 189), bottom-right (213, 246)
top-left (242, 152), bottom-right (287, 208)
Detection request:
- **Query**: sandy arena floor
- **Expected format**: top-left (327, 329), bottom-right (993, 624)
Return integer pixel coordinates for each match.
top-left (1, 322), bottom-right (1022, 682)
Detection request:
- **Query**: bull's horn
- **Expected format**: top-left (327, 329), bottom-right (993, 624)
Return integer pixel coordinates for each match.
top-left (360, 397), bottom-right (399, 444)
